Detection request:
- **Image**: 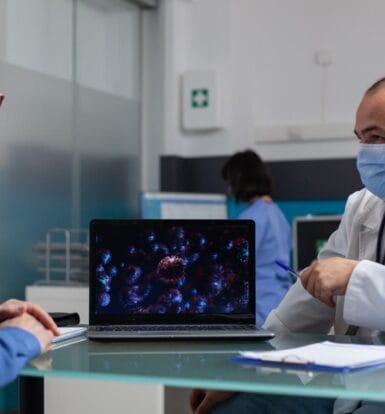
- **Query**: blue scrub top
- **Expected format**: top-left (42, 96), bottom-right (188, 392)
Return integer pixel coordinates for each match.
top-left (238, 199), bottom-right (292, 327)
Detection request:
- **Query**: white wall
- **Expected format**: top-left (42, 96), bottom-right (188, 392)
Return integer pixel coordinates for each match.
top-left (142, 0), bottom-right (385, 190)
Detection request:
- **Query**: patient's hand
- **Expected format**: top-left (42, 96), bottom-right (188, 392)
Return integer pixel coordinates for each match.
top-left (0, 299), bottom-right (27, 321)
top-left (0, 299), bottom-right (59, 336)
top-left (189, 389), bottom-right (235, 414)
top-left (0, 312), bottom-right (54, 353)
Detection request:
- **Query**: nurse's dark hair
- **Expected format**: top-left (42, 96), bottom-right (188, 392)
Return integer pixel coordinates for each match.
top-left (221, 149), bottom-right (272, 203)
top-left (365, 77), bottom-right (385, 95)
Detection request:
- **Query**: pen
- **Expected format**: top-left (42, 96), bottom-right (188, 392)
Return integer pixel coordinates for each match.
top-left (275, 260), bottom-right (301, 278)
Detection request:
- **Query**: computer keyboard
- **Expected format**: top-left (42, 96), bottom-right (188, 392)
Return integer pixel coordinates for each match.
top-left (93, 324), bottom-right (257, 332)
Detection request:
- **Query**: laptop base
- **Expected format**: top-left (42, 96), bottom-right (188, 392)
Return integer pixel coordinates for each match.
top-left (87, 325), bottom-right (275, 341)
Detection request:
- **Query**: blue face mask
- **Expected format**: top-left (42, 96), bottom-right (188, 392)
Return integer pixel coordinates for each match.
top-left (357, 143), bottom-right (385, 199)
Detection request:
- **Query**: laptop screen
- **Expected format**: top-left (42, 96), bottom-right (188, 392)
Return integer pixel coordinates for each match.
top-left (89, 219), bottom-right (255, 325)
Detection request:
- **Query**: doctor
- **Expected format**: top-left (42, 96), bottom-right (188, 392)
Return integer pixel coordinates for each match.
top-left (190, 78), bottom-right (385, 414)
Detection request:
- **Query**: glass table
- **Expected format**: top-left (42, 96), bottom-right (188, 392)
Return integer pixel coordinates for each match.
top-left (19, 333), bottom-right (385, 413)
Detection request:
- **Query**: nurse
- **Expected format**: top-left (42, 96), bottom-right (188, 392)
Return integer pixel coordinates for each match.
top-left (222, 150), bottom-right (292, 326)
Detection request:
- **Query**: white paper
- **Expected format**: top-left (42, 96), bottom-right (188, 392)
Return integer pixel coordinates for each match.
top-left (239, 341), bottom-right (385, 369)
top-left (52, 327), bottom-right (87, 344)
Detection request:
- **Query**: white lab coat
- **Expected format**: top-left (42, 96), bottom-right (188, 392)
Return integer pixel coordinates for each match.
top-left (264, 188), bottom-right (385, 413)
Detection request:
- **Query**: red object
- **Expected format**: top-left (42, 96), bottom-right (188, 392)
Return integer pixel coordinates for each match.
top-left (0, 95), bottom-right (4, 107)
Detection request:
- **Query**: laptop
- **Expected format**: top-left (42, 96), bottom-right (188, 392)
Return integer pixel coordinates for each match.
top-left (87, 219), bottom-right (274, 340)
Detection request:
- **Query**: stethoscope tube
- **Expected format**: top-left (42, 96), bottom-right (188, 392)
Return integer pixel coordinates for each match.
top-left (376, 210), bottom-right (385, 264)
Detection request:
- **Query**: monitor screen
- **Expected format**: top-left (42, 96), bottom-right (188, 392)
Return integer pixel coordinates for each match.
top-left (293, 215), bottom-right (342, 272)
top-left (141, 192), bottom-right (228, 219)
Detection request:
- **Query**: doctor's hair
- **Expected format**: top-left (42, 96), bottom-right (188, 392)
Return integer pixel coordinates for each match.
top-left (366, 77), bottom-right (385, 95)
top-left (221, 149), bottom-right (272, 203)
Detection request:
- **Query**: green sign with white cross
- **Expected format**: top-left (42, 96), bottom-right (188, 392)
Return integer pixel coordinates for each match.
top-left (191, 88), bottom-right (209, 108)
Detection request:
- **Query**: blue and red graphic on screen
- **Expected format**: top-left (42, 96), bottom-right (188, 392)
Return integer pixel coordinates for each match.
top-left (94, 224), bottom-right (250, 315)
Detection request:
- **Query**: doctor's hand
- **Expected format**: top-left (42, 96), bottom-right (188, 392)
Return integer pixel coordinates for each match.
top-left (189, 389), bottom-right (236, 414)
top-left (300, 257), bottom-right (359, 307)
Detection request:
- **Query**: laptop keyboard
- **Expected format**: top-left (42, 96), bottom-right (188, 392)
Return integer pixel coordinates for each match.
top-left (93, 324), bottom-right (257, 332)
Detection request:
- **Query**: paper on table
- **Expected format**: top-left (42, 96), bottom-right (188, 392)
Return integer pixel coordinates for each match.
top-left (237, 341), bottom-right (385, 372)
top-left (52, 327), bottom-right (87, 344)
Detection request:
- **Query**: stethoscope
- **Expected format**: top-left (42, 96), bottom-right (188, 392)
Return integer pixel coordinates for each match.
top-left (376, 211), bottom-right (385, 264)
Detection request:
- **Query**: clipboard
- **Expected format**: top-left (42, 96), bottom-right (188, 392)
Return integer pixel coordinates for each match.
top-left (231, 341), bottom-right (385, 373)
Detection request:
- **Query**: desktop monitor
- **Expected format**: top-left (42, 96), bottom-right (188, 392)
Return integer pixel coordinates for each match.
top-left (293, 215), bottom-right (342, 272)
top-left (140, 192), bottom-right (228, 219)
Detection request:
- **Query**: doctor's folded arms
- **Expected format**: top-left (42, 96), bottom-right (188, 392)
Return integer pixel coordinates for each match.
top-left (0, 298), bottom-right (59, 387)
top-left (190, 78), bottom-right (385, 414)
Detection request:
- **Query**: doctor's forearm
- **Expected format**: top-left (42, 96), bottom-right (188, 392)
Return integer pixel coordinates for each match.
top-left (344, 260), bottom-right (385, 330)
